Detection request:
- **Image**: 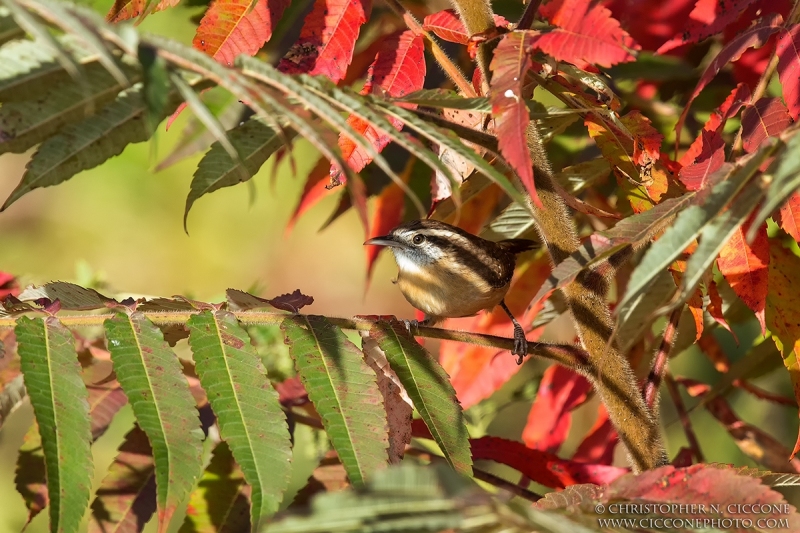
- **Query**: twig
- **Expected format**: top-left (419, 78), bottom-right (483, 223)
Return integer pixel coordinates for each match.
top-left (0, 310), bottom-right (590, 372)
top-left (644, 307), bottom-right (681, 410)
top-left (516, 0), bottom-right (544, 31)
top-left (380, 0), bottom-right (477, 97)
top-left (665, 374), bottom-right (705, 463)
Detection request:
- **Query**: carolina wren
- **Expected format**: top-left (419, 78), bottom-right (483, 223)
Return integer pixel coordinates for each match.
top-left (364, 219), bottom-right (537, 362)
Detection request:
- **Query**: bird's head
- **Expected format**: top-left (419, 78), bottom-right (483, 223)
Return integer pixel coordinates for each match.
top-left (363, 220), bottom-right (459, 271)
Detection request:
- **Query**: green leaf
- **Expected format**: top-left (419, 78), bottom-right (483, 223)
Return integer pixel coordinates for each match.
top-left (680, 178), bottom-right (767, 301)
top-left (104, 311), bottom-right (204, 530)
top-left (620, 143), bottom-right (776, 312)
top-left (88, 425), bottom-right (157, 532)
top-left (186, 118), bottom-right (290, 228)
top-left (281, 315), bottom-right (388, 486)
top-left (178, 441), bottom-right (250, 533)
top-left (187, 310), bottom-right (292, 530)
top-left (0, 6), bottom-right (24, 45)
top-left (16, 315), bottom-right (92, 533)
top-left (266, 464), bottom-right (470, 533)
top-left (138, 42), bottom-right (170, 131)
top-left (480, 201), bottom-right (537, 240)
top-left (3, 84), bottom-right (150, 210)
top-left (750, 132), bottom-right (800, 240)
top-left (0, 61), bottom-right (139, 155)
top-left (613, 268), bottom-right (677, 352)
top-left (369, 322), bottom-right (472, 476)
top-left (0, 35), bottom-right (93, 100)
top-left (396, 89), bottom-right (491, 111)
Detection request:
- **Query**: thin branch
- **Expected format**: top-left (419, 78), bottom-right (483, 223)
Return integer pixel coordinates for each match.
top-left (380, 0), bottom-right (477, 97)
top-left (644, 307), bottom-right (681, 410)
top-left (0, 310), bottom-right (590, 372)
top-left (665, 374), bottom-right (705, 463)
top-left (516, 0), bottom-right (544, 31)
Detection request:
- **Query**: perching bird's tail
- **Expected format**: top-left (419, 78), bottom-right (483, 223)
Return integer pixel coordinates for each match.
top-left (497, 238), bottom-right (538, 256)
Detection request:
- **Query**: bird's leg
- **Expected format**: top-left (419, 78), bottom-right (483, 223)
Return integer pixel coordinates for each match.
top-left (500, 300), bottom-right (528, 365)
top-left (401, 315), bottom-right (438, 334)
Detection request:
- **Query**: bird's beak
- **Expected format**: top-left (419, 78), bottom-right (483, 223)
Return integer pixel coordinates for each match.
top-left (364, 235), bottom-right (400, 247)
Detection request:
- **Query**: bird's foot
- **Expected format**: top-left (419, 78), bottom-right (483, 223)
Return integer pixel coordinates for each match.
top-left (512, 324), bottom-right (528, 365)
top-left (401, 319), bottom-right (420, 334)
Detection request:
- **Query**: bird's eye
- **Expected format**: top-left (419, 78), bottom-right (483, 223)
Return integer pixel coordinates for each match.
top-left (412, 234), bottom-right (425, 245)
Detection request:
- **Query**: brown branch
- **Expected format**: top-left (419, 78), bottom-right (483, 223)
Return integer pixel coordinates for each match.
top-left (0, 310), bottom-right (590, 373)
top-left (516, 0), bottom-right (543, 31)
top-left (665, 374), bottom-right (705, 463)
top-left (644, 307), bottom-right (681, 412)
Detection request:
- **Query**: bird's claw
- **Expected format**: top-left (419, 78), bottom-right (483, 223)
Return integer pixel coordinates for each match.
top-left (401, 319), bottom-right (420, 334)
top-left (512, 324), bottom-right (528, 365)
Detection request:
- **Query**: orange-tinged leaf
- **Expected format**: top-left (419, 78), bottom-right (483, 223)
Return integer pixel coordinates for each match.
top-left (698, 334), bottom-right (730, 373)
top-left (336, 31), bottom-right (425, 176)
top-left (741, 97), bottom-right (793, 153)
top-left (194, 0), bottom-right (289, 66)
top-left (438, 253), bottom-right (551, 408)
top-left (490, 32), bottom-right (540, 207)
top-left (534, 0), bottom-right (640, 68)
top-left (670, 259), bottom-right (704, 341)
top-left (278, 0), bottom-right (371, 83)
top-left (106, 0), bottom-right (178, 22)
top-left (522, 364), bottom-right (591, 453)
top-left (779, 192), bottom-right (800, 242)
top-left (443, 183), bottom-right (503, 235)
top-left (286, 158), bottom-right (337, 234)
top-left (766, 240), bottom-right (800, 456)
top-left (625, 110), bottom-right (662, 167)
top-left (717, 219), bottom-right (769, 334)
top-left (365, 178), bottom-right (407, 281)
top-left (706, 280), bottom-right (736, 340)
top-left (422, 10), bottom-right (511, 45)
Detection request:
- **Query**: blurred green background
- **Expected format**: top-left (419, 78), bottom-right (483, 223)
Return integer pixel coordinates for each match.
top-left (1, 1), bottom-right (799, 531)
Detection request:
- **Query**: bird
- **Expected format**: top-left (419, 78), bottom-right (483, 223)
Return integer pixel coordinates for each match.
top-left (364, 219), bottom-right (537, 363)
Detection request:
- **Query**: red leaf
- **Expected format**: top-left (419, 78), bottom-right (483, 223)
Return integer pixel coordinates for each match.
top-left (438, 253), bottom-right (552, 408)
top-left (741, 97), bottom-right (793, 153)
top-left (365, 181), bottom-right (406, 281)
top-left (277, 0), bottom-right (371, 83)
top-left (106, 0), bottom-right (178, 22)
top-left (679, 83), bottom-right (750, 166)
top-left (725, 0), bottom-right (790, 87)
top-left (422, 9), bottom-right (510, 45)
top-left (286, 158), bottom-right (338, 234)
top-left (522, 365), bottom-right (591, 453)
top-left (717, 218), bottom-right (769, 334)
top-left (626, 110), bottom-right (663, 166)
top-left (778, 24), bottom-right (800, 120)
top-left (778, 192), bottom-right (800, 241)
top-left (606, 0), bottom-right (695, 52)
top-left (470, 436), bottom-right (627, 488)
top-left (534, 0), bottom-right (640, 68)
top-left (490, 32), bottom-right (540, 207)
top-left (679, 129), bottom-right (725, 191)
top-left (194, 0), bottom-right (289, 67)
top-left (268, 289), bottom-right (314, 312)
top-left (0, 271), bottom-right (19, 300)
top-left (674, 13), bottom-right (783, 143)
top-left (656, 0), bottom-right (761, 54)
top-left (572, 405), bottom-right (619, 465)
top-left (336, 31), bottom-right (425, 177)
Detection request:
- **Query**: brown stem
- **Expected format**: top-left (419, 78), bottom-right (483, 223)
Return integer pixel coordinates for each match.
top-left (665, 374), bottom-right (705, 463)
top-left (516, 0), bottom-right (543, 30)
top-left (644, 307), bottom-right (681, 412)
top-left (0, 311), bottom-right (589, 373)
top-left (381, 0), bottom-right (477, 97)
